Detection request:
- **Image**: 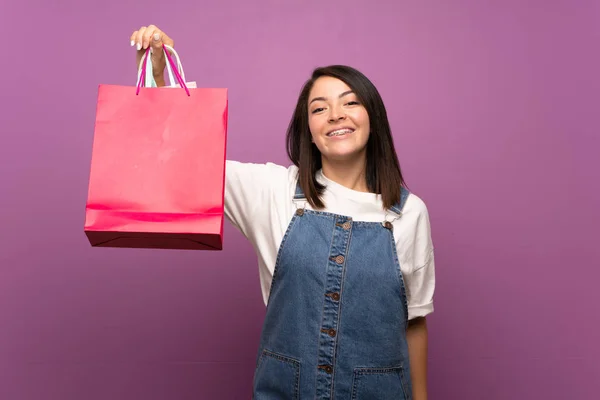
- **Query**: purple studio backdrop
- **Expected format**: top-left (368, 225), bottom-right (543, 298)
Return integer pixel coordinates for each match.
top-left (1, 0), bottom-right (599, 399)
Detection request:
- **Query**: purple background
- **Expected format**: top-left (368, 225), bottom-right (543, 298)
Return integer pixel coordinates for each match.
top-left (1, 0), bottom-right (599, 398)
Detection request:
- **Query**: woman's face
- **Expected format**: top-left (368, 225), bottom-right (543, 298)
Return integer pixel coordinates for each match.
top-left (307, 76), bottom-right (370, 163)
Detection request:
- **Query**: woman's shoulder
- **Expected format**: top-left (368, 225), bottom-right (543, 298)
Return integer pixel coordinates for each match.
top-left (395, 190), bottom-right (433, 247)
top-left (403, 190), bottom-right (430, 217)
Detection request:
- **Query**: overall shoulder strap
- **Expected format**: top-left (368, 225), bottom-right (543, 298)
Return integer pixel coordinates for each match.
top-left (389, 186), bottom-right (410, 216)
top-left (293, 179), bottom-right (306, 200)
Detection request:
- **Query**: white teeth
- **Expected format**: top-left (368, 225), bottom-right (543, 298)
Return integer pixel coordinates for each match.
top-left (327, 128), bottom-right (354, 137)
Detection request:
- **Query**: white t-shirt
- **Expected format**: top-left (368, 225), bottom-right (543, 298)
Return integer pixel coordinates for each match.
top-left (223, 160), bottom-right (435, 321)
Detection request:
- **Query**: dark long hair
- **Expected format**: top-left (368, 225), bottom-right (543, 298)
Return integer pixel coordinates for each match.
top-left (286, 65), bottom-right (405, 210)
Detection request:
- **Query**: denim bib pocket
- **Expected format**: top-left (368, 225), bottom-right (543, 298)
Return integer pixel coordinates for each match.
top-left (253, 349), bottom-right (301, 400)
top-left (351, 365), bottom-right (410, 400)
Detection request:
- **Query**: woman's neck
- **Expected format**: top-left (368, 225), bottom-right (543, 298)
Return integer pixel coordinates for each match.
top-left (321, 155), bottom-right (369, 193)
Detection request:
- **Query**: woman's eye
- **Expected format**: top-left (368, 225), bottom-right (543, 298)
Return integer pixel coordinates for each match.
top-left (346, 101), bottom-right (359, 106)
top-left (311, 107), bottom-right (325, 114)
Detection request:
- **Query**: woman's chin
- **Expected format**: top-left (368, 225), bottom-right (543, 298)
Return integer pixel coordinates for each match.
top-left (321, 148), bottom-right (367, 164)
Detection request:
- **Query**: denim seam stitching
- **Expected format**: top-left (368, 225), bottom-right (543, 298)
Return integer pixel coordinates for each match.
top-left (267, 213), bottom-right (300, 302)
top-left (296, 209), bottom-right (392, 228)
top-left (329, 218), bottom-right (352, 399)
top-left (313, 214), bottom-right (338, 399)
top-left (388, 227), bottom-right (409, 327)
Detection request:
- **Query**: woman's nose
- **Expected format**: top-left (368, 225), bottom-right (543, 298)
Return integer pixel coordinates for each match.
top-left (328, 108), bottom-right (346, 122)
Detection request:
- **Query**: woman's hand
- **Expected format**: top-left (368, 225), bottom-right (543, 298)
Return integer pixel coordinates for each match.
top-left (130, 25), bottom-right (175, 84)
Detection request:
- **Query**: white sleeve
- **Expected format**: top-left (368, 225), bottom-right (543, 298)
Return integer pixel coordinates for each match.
top-left (223, 160), bottom-right (290, 239)
top-left (404, 198), bottom-right (436, 320)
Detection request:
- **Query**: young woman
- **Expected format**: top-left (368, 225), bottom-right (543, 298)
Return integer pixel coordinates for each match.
top-left (130, 25), bottom-right (435, 400)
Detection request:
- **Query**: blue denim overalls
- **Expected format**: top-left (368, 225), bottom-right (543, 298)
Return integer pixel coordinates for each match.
top-left (252, 180), bottom-right (413, 400)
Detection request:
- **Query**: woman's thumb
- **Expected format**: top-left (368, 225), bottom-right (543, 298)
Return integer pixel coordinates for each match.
top-left (151, 33), bottom-right (163, 51)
